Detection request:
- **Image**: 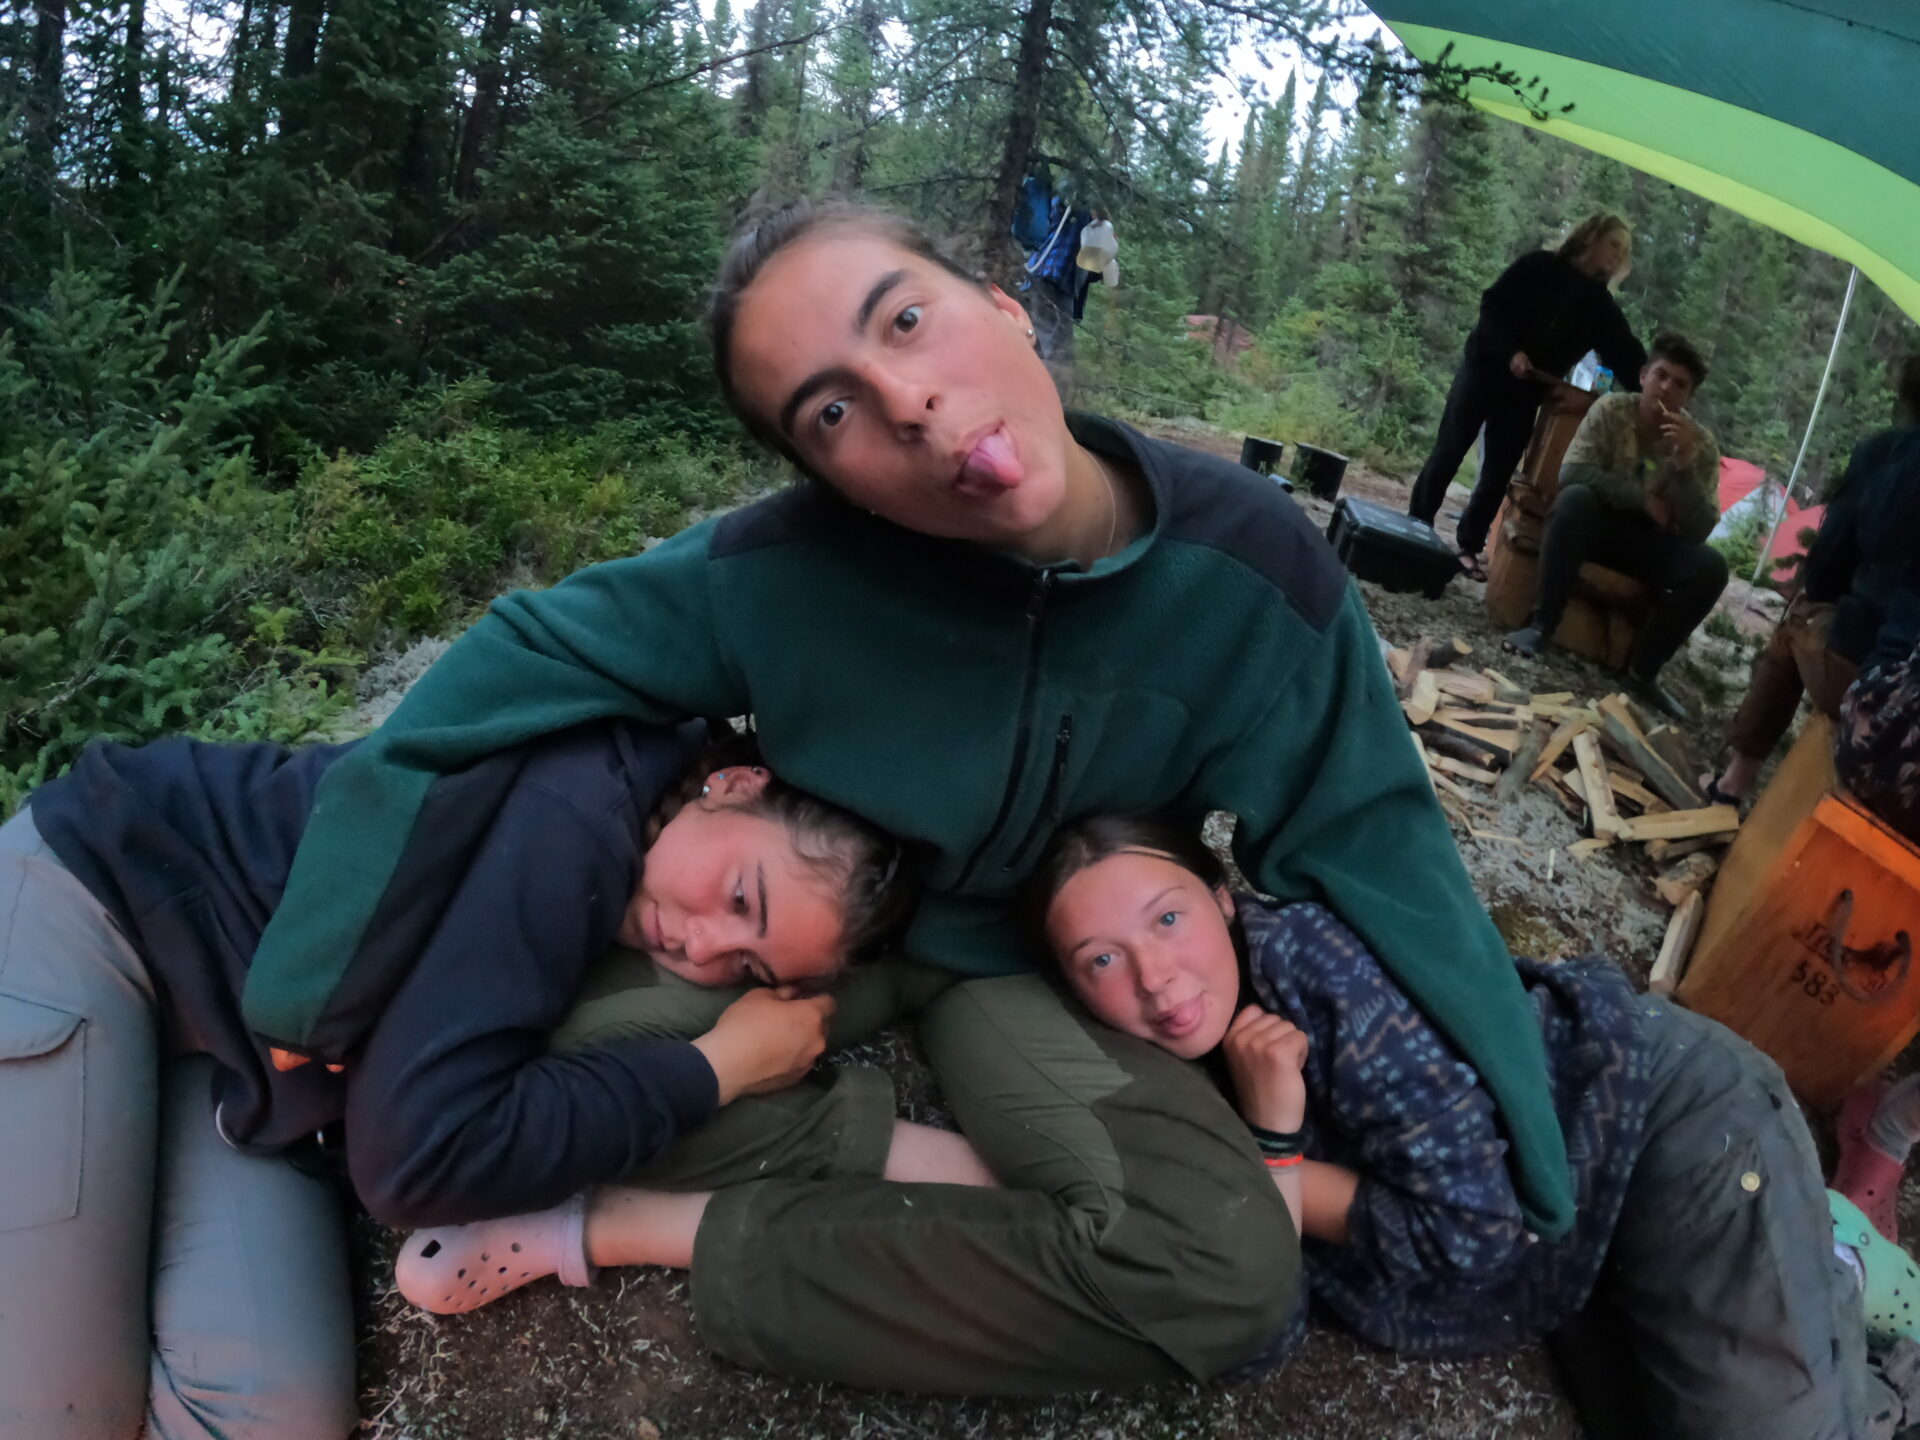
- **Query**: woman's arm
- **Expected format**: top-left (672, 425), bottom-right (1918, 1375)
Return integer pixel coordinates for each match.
top-left (1298, 1160), bottom-right (1359, 1244)
top-left (1221, 1005), bottom-right (1311, 1237)
top-left (342, 759), bottom-right (827, 1228)
top-left (245, 526), bottom-right (749, 1059)
top-left (1240, 902), bottom-right (1536, 1285)
top-left (1203, 587), bottom-right (1572, 1242)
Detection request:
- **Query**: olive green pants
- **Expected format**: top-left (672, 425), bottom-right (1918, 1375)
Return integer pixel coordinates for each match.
top-left (554, 951), bottom-right (1302, 1394)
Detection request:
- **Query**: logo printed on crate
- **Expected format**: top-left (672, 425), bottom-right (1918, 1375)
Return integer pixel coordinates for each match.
top-left (1789, 891), bottom-right (1913, 1006)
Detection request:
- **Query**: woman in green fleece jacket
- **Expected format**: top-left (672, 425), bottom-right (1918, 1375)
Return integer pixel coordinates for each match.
top-left (246, 200), bottom-right (1571, 1394)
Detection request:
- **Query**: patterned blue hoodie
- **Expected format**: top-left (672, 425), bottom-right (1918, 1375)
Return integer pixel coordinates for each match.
top-left (1240, 899), bottom-right (1653, 1355)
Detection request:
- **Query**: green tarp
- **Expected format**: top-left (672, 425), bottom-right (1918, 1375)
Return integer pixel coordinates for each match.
top-left (1367, 2), bottom-right (1920, 323)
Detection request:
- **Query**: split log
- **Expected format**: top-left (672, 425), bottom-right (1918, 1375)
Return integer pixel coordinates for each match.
top-left (1435, 706), bottom-right (1531, 728)
top-left (1415, 737), bottom-right (1479, 808)
top-left (1531, 718), bottom-right (1590, 780)
top-left (1649, 890), bottom-right (1705, 996)
top-left (1535, 770), bottom-right (1585, 819)
top-left (1479, 667), bottom-right (1532, 705)
top-left (1605, 756), bottom-right (1649, 787)
top-left (1426, 716), bottom-right (1517, 763)
top-left (1495, 721), bottom-right (1550, 803)
top-left (1646, 834), bottom-right (1728, 865)
top-left (1653, 851), bottom-right (1721, 906)
top-left (1563, 767), bottom-right (1661, 816)
top-left (1595, 696), bottom-right (1707, 811)
top-left (1389, 639), bottom-right (1435, 697)
top-left (1428, 753), bottom-right (1501, 786)
top-left (1623, 694), bottom-right (1669, 740)
top-left (1403, 670), bottom-right (1441, 726)
top-left (1614, 804), bottom-right (1740, 842)
top-left (1573, 732), bottom-right (1623, 839)
top-left (1568, 837), bottom-right (1614, 859)
top-left (1608, 772), bottom-right (1668, 814)
top-left (1432, 670), bottom-right (1497, 704)
top-left (1419, 727), bottom-right (1502, 768)
top-left (1431, 638), bottom-right (1473, 669)
top-left (1531, 703), bottom-right (1604, 725)
top-left (1596, 693), bottom-right (1650, 742)
top-left (1643, 723), bottom-right (1700, 788)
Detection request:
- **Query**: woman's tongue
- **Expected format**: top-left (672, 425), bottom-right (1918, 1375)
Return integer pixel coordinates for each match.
top-left (956, 427), bottom-right (1021, 497)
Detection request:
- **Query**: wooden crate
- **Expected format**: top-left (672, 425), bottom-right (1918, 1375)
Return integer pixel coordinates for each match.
top-left (1677, 715), bottom-right (1920, 1107)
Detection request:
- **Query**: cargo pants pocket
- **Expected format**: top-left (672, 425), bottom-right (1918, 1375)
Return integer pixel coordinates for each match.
top-left (0, 989), bottom-right (85, 1232)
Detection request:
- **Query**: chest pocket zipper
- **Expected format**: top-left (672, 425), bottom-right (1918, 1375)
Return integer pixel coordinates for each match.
top-left (1006, 714), bottom-right (1074, 873)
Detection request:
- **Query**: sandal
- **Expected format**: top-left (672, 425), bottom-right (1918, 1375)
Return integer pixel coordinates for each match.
top-left (1700, 777), bottom-right (1742, 810)
top-left (1456, 550), bottom-right (1489, 584)
top-left (395, 1192), bottom-right (595, 1315)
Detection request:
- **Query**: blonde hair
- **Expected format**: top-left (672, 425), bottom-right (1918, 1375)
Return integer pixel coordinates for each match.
top-left (1556, 212), bottom-right (1632, 270)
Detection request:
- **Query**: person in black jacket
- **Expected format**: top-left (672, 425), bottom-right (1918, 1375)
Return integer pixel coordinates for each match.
top-left (1408, 213), bottom-right (1648, 582)
top-left (1707, 354), bottom-right (1920, 803)
top-left (0, 720), bottom-right (911, 1440)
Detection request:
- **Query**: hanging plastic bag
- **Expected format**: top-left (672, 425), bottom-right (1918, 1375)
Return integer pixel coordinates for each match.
top-left (1075, 219), bottom-right (1117, 273)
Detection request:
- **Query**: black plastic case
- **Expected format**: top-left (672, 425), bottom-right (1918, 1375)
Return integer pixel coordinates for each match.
top-left (1324, 496), bottom-right (1457, 598)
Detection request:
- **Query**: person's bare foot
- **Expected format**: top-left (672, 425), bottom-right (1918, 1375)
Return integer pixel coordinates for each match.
top-left (1702, 753), bottom-right (1761, 804)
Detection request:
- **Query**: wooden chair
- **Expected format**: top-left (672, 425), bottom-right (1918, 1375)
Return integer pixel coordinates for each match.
top-left (1677, 714), bottom-right (1920, 1106)
top-left (1483, 379), bottom-right (1653, 668)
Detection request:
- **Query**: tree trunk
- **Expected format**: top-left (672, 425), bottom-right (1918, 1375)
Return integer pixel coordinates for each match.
top-left (454, 0), bottom-right (514, 202)
top-left (829, 0), bottom-right (880, 195)
top-left (284, 0), bottom-right (325, 77)
top-left (225, 0), bottom-right (255, 154)
top-left (114, 0), bottom-right (147, 199)
top-left (738, 0), bottom-right (774, 138)
top-left (278, 0), bottom-right (326, 139)
top-left (24, 1), bottom-right (66, 199)
top-left (985, 0), bottom-right (1051, 282)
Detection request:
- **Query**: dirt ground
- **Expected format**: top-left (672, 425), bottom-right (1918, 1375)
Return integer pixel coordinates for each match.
top-left (349, 424), bottom-right (1884, 1439)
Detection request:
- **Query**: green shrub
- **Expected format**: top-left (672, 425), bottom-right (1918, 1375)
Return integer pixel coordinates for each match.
top-left (291, 381), bottom-right (748, 654)
top-left (2, 266), bottom-right (749, 815)
top-left (1708, 501), bottom-right (1769, 585)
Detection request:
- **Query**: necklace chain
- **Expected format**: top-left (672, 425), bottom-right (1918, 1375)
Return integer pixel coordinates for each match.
top-left (1090, 453), bottom-right (1120, 558)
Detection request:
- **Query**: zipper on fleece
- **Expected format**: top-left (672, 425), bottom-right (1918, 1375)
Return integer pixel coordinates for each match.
top-left (956, 568), bottom-right (1056, 889)
top-left (1005, 713), bottom-right (1073, 873)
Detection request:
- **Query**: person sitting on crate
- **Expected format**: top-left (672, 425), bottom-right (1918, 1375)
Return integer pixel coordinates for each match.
top-left (1704, 354), bottom-right (1920, 806)
top-left (1406, 212), bottom-right (1646, 584)
top-left (1502, 334), bottom-right (1728, 721)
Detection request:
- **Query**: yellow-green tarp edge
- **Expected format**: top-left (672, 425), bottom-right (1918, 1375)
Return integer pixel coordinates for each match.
top-left (1385, 22), bottom-right (1920, 323)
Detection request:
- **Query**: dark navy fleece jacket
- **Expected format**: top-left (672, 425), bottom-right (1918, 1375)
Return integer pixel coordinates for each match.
top-left (29, 719), bottom-right (718, 1227)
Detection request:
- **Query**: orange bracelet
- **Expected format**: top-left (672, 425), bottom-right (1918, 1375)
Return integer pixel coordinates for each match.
top-left (1263, 1153), bottom-right (1304, 1170)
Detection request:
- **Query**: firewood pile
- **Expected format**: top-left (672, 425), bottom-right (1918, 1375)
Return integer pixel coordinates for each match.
top-left (1388, 636), bottom-right (1734, 994)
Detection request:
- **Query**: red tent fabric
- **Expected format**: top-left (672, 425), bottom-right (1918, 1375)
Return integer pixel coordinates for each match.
top-left (1768, 500), bottom-right (1826, 564)
top-left (1718, 456), bottom-right (1767, 515)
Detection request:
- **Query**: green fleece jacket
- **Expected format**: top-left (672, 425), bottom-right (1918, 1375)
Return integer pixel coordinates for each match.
top-left (246, 414), bottom-right (1574, 1237)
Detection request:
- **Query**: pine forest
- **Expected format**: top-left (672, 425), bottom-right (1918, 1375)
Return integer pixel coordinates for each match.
top-left (4, 0), bottom-right (1915, 805)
